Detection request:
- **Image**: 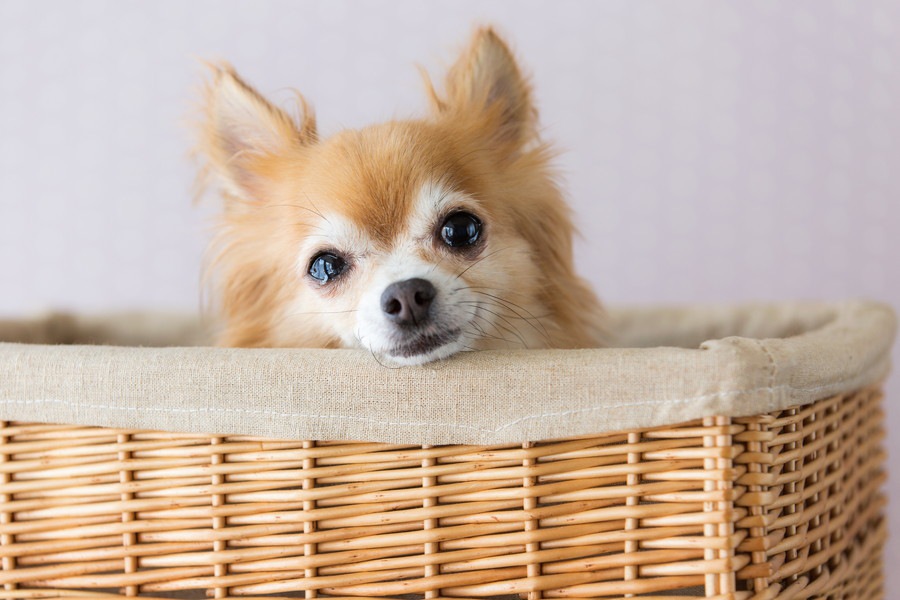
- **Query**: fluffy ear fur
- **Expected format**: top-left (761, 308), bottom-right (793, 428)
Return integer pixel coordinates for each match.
top-left (198, 63), bottom-right (316, 202)
top-left (423, 28), bottom-right (604, 348)
top-left (426, 27), bottom-right (537, 148)
top-left (196, 64), bottom-right (321, 348)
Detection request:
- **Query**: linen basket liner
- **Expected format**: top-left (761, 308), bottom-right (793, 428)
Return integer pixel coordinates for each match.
top-left (0, 300), bottom-right (893, 445)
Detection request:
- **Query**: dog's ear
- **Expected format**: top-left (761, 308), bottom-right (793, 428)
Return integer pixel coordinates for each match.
top-left (197, 63), bottom-right (316, 202)
top-left (427, 27), bottom-right (536, 147)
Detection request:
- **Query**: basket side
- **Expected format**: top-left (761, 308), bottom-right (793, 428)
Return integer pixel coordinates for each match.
top-left (734, 386), bottom-right (887, 599)
top-left (0, 426), bottom-right (745, 598)
top-left (0, 388), bottom-right (885, 600)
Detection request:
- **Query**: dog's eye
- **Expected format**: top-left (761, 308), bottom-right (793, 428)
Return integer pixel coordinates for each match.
top-left (441, 212), bottom-right (482, 248)
top-left (309, 252), bottom-right (347, 284)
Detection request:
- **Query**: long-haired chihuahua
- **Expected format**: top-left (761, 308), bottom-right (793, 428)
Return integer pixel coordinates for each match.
top-left (197, 27), bottom-right (604, 364)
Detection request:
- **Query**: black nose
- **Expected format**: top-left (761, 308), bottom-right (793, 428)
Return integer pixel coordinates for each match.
top-left (381, 278), bottom-right (436, 327)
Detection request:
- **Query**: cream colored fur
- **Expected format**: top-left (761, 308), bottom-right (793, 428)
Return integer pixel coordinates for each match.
top-left (197, 27), bottom-right (605, 362)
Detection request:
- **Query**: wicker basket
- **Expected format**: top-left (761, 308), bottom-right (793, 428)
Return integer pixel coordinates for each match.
top-left (0, 301), bottom-right (893, 600)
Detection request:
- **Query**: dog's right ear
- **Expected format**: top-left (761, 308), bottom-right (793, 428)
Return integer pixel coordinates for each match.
top-left (197, 63), bottom-right (317, 202)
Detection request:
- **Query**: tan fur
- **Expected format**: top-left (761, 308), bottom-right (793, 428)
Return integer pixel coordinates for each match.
top-left (196, 27), bottom-right (605, 356)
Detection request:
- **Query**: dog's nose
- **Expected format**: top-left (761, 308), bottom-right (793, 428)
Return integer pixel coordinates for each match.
top-left (381, 278), bottom-right (436, 327)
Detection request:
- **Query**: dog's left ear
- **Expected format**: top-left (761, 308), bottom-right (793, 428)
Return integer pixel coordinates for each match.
top-left (427, 27), bottom-right (537, 148)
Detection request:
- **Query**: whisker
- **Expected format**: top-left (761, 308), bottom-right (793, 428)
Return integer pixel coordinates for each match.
top-left (263, 203), bottom-right (329, 221)
top-left (459, 298), bottom-right (546, 328)
top-left (459, 298), bottom-right (547, 322)
top-left (468, 292), bottom-right (552, 343)
top-left (468, 304), bottom-right (529, 348)
top-left (428, 250), bottom-right (450, 276)
top-left (451, 284), bottom-right (537, 301)
top-left (461, 323), bottom-right (515, 346)
top-left (303, 193), bottom-right (331, 226)
top-left (453, 247), bottom-right (510, 280)
top-left (283, 309), bottom-right (360, 317)
top-left (463, 305), bottom-right (527, 348)
top-left (461, 308), bottom-right (519, 347)
top-left (368, 348), bottom-right (402, 370)
top-left (355, 327), bottom-right (401, 370)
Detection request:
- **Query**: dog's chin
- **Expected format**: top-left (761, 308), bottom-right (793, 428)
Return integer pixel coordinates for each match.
top-left (381, 328), bottom-right (465, 366)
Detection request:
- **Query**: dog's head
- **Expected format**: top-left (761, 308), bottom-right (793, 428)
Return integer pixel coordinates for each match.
top-left (198, 27), bottom-right (603, 364)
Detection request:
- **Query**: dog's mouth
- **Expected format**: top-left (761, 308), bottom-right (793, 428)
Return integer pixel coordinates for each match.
top-left (385, 328), bottom-right (462, 359)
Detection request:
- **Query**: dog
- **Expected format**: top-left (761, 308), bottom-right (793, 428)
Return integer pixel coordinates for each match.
top-left (197, 26), bottom-right (604, 365)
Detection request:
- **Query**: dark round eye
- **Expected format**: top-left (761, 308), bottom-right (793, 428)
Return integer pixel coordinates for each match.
top-left (441, 212), bottom-right (482, 248)
top-left (308, 252), bottom-right (347, 284)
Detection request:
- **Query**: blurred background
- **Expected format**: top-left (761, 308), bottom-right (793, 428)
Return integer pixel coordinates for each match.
top-left (1, 0), bottom-right (898, 588)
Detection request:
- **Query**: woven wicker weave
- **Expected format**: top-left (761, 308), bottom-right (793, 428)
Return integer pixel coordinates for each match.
top-left (0, 386), bottom-right (884, 600)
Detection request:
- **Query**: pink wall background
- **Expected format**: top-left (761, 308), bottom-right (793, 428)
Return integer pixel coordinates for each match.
top-left (1, 0), bottom-right (898, 589)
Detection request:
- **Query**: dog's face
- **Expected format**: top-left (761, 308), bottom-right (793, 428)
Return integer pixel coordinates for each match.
top-left (199, 28), bottom-right (603, 363)
top-left (276, 125), bottom-right (561, 364)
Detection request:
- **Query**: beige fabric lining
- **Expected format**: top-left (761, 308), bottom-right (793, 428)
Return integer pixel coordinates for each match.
top-left (0, 301), bottom-right (894, 444)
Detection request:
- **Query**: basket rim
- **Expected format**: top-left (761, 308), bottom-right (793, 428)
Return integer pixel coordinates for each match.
top-left (0, 300), bottom-right (894, 445)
